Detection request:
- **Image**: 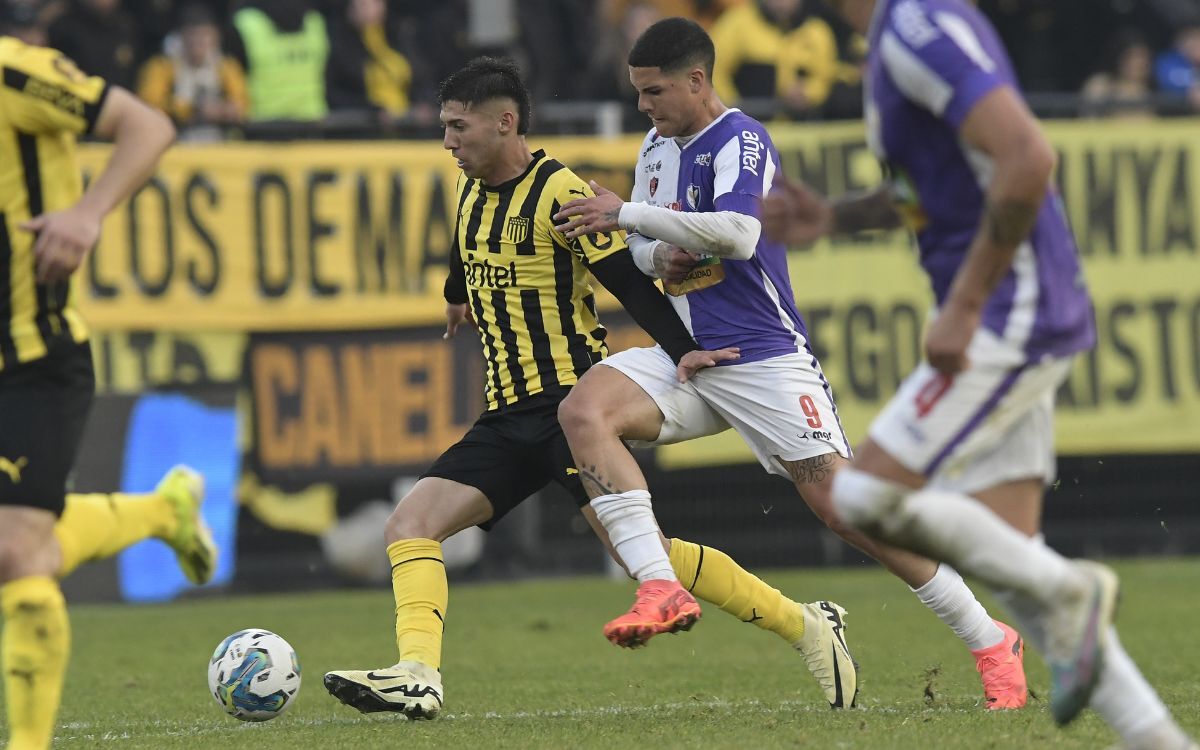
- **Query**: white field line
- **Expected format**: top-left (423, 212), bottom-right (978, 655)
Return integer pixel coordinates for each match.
top-left (57, 698), bottom-right (962, 742)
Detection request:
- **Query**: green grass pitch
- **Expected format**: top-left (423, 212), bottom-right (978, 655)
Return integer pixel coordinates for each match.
top-left (10, 557), bottom-right (1199, 749)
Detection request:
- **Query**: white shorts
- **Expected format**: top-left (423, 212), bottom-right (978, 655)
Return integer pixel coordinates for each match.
top-left (598, 346), bottom-right (852, 479)
top-left (868, 328), bottom-right (1073, 494)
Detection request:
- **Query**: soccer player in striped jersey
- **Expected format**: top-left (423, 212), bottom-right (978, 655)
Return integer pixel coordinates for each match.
top-left (0, 38), bottom-right (217, 750)
top-left (322, 56), bottom-right (853, 719)
top-left (553, 16), bottom-right (1025, 711)
top-left (769, 1), bottom-right (1195, 746)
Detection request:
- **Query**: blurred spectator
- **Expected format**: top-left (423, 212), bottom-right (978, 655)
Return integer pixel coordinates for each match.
top-left (1081, 29), bottom-right (1156, 118)
top-left (1, 1), bottom-right (48, 46)
top-left (516, 0), bottom-right (592, 105)
top-left (48, 0), bottom-right (139, 88)
top-left (137, 4), bottom-right (248, 132)
top-left (601, 0), bottom-right (744, 29)
top-left (230, 0), bottom-right (328, 121)
top-left (585, 0), bottom-right (661, 129)
top-left (710, 0), bottom-right (840, 119)
top-left (1155, 23), bottom-right (1200, 111)
top-left (326, 0), bottom-right (412, 118)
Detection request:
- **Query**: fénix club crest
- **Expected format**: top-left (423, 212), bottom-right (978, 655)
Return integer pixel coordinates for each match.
top-left (649, 176), bottom-right (659, 197)
top-left (505, 215), bottom-right (530, 244)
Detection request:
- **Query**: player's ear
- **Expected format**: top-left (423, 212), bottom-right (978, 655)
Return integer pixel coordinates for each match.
top-left (498, 109), bottom-right (516, 136)
top-left (689, 68), bottom-right (705, 94)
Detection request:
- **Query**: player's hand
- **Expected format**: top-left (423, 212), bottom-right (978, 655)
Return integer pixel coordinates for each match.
top-left (553, 180), bottom-right (624, 240)
top-left (924, 304), bottom-right (978, 375)
top-left (21, 205), bottom-right (103, 283)
top-left (444, 303), bottom-right (476, 340)
top-left (762, 177), bottom-right (833, 246)
top-left (653, 243), bottom-right (699, 282)
top-left (676, 347), bottom-right (740, 382)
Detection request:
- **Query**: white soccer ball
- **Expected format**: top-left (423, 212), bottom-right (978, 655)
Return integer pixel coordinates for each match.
top-left (207, 629), bottom-right (301, 721)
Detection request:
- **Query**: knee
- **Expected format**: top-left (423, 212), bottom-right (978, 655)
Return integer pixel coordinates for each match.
top-left (557, 388), bottom-right (611, 441)
top-left (384, 503), bottom-right (433, 545)
top-left (829, 468), bottom-right (906, 534)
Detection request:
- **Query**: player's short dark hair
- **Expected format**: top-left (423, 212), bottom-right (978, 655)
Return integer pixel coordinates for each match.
top-left (438, 56), bottom-right (531, 135)
top-left (627, 17), bottom-right (715, 78)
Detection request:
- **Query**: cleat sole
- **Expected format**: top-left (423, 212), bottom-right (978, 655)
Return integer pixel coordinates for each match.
top-left (323, 674), bottom-right (437, 719)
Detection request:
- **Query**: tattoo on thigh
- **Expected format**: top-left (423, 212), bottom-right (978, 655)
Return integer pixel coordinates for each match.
top-left (579, 466), bottom-right (619, 498)
top-left (785, 453), bottom-right (837, 486)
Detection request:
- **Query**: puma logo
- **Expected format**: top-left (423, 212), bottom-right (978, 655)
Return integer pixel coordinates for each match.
top-left (567, 188), bottom-right (587, 197)
top-left (0, 456), bottom-right (28, 483)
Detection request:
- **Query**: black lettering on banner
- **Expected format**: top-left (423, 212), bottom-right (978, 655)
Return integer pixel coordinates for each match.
top-left (253, 172), bottom-right (294, 298)
top-left (128, 176), bottom-right (173, 297)
top-left (1131, 147), bottom-right (1159, 258)
top-left (1164, 149), bottom-right (1195, 255)
top-left (1107, 301), bottom-right (1140, 404)
top-left (1149, 298), bottom-right (1178, 401)
top-left (184, 172), bottom-right (220, 295)
top-left (1192, 299), bottom-right (1200, 391)
top-left (306, 170), bottom-right (340, 297)
top-left (844, 302), bottom-right (879, 401)
top-left (1083, 149), bottom-right (1116, 258)
top-left (354, 171), bottom-right (403, 293)
top-left (420, 173), bottom-right (453, 282)
top-left (127, 331), bottom-right (156, 385)
top-left (886, 303), bottom-right (922, 385)
top-left (803, 305), bottom-right (834, 364)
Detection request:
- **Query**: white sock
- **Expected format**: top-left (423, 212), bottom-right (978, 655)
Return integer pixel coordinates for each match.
top-left (911, 564), bottom-right (1004, 651)
top-left (992, 585), bottom-right (1185, 748)
top-left (590, 490), bottom-right (675, 583)
top-left (886, 488), bottom-right (1085, 605)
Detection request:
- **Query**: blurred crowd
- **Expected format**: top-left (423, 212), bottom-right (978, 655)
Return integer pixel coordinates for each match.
top-left (1, 0), bottom-right (1199, 137)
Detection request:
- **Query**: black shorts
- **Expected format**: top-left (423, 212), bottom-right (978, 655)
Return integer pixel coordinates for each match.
top-left (422, 391), bottom-right (588, 530)
top-left (0, 341), bottom-right (95, 516)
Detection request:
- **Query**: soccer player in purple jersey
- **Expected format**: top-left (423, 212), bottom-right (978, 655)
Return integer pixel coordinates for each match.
top-left (765, 0), bottom-right (1196, 745)
top-left (554, 16), bottom-right (1030, 711)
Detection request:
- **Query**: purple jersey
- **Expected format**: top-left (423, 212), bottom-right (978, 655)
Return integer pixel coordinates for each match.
top-left (866, 0), bottom-right (1095, 360)
top-left (632, 109), bottom-right (809, 363)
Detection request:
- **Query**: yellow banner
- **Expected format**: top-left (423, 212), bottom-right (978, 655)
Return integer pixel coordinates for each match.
top-left (75, 137), bottom-right (645, 331)
top-left (78, 120), bottom-right (1200, 455)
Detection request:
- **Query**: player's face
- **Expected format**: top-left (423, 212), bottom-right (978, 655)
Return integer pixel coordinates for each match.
top-left (440, 100), bottom-right (505, 179)
top-left (629, 65), bottom-right (704, 138)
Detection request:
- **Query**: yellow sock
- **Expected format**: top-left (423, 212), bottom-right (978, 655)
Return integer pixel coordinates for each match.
top-left (387, 539), bottom-right (448, 670)
top-left (669, 538), bottom-right (805, 644)
top-left (2, 576), bottom-right (70, 750)
top-left (54, 492), bottom-right (175, 577)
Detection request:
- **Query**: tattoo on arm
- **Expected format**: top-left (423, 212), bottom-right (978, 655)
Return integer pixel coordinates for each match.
top-left (832, 187), bottom-right (902, 235)
top-left (784, 452), bottom-right (838, 486)
top-left (984, 198), bottom-right (1039, 247)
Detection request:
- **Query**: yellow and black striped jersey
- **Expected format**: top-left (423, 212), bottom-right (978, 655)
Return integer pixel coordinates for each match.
top-left (0, 37), bottom-right (109, 371)
top-left (445, 150), bottom-right (626, 411)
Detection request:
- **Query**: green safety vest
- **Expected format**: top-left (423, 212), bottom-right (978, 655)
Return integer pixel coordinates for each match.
top-left (234, 8), bottom-right (329, 121)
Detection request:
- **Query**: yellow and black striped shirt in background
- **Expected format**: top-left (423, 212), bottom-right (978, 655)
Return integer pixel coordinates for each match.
top-left (0, 37), bottom-right (109, 371)
top-left (444, 150), bottom-right (626, 411)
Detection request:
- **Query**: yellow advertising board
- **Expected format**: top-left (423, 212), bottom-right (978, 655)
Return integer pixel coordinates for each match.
top-left (78, 119), bottom-right (1200, 456)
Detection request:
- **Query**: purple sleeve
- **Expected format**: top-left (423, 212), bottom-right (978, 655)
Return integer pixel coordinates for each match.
top-left (881, 5), bottom-right (1010, 128)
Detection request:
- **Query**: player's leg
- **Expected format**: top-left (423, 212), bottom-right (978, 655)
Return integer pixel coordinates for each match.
top-left (558, 349), bottom-right (703, 645)
top-left (54, 466), bottom-right (216, 584)
top-left (323, 477), bottom-right (490, 720)
top-left (830, 355), bottom-right (1117, 725)
top-left (0, 344), bottom-right (93, 750)
top-left (974, 490), bottom-right (1196, 749)
top-left (324, 409), bottom-right (544, 719)
top-left (783, 453), bottom-right (1023, 709)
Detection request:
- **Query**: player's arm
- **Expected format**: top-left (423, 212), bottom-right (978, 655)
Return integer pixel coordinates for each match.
top-left (25, 87), bottom-right (175, 282)
top-left (763, 180), bottom-right (901, 245)
top-left (588, 251), bottom-right (698, 363)
top-left (926, 85), bottom-right (1054, 373)
top-left (942, 86), bottom-right (1053, 315)
top-left (443, 181), bottom-right (474, 339)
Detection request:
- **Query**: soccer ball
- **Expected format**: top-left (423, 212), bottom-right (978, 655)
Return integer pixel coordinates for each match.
top-left (207, 629), bottom-right (301, 721)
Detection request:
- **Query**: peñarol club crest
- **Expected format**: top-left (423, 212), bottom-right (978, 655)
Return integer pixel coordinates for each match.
top-left (505, 215), bottom-right (530, 244)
